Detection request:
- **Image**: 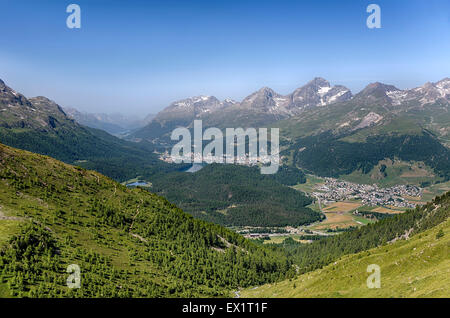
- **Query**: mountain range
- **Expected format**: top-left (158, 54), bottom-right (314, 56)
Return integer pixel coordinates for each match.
top-left (130, 77), bottom-right (449, 141)
top-left (0, 79), bottom-right (179, 181)
top-left (2, 76), bottom-right (449, 186)
top-left (127, 77), bottom-right (450, 185)
top-left (0, 78), bottom-right (318, 227)
top-left (129, 77), bottom-right (353, 142)
top-left (0, 76), bottom-right (449, 298)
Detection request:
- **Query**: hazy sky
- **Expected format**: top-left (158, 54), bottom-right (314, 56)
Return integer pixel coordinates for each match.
top-left (1, 0), bottom-right (449, 116)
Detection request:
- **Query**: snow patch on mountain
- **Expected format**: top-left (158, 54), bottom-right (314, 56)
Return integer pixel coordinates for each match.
top-left (354, 112), bottom-right (383, 130)
top-left (318, 86), bottom-right (331, 96)
top-left (387, 90), bottom-right (410, 106)
top-left (328, 89), bottom-right (349, 103)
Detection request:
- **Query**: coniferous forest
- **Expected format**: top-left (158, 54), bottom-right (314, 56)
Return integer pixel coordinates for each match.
top-left (1, 143), bottom-right (449, 297)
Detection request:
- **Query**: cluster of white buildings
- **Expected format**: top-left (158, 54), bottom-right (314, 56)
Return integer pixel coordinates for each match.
top-left (313, 178), bottom-right (421, 208)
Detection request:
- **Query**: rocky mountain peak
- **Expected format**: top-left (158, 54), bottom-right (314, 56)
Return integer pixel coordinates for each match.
top-left (29, 96), bottom-right (67, 117)
top-left (305, 77), bottom-right (331, 88)
top-left (435, 78), bottom-right (450, 91)
top-left (240, 87), bottom-right (282, 110)
top-left (153, 94), bottom-right (229, 124)
top-left (0, 82), bottom-right (74, 130)
top-left (255, 87), bottom-right (277, 96)
top-left (386, 77), bottom-right (450, 106)
top-left (291, 78), bottom-right (352, 109)
top-left (0, 79), bottom-right (34, 109)
top-left (362, 82), bottom-right (400, 94)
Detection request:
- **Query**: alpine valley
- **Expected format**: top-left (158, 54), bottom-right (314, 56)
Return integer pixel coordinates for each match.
top-left (0, 76), bottom-right (449, 298)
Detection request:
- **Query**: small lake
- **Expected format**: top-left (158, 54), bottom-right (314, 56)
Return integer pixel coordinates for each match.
top-left (126, 181), bottom-right (150, 187)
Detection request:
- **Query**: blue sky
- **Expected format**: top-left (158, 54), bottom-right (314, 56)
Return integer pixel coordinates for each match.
top-left (0, 0), bottom-right (449, 115)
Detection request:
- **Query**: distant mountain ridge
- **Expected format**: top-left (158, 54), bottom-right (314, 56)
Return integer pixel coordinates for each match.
top-left (64, 107), bottom-right (152, 135)
top-left (0, 80), bottom-right (71, 130)
top-left (130, 76), bottom-right (450, 183)
top-left (386, 78), bottom-right (450, 106)
top-left (130, 77), bottom-right (450, 144)
top-left (130, 77), bottom-right (353, 141)
top-left (152, 95), bottom-right (236, 125)
top-left (0, 78), bottom-right (179, 182)
top-left (274, 78), bottom-right (450, 140)
top-left (353, 78), bottom-right (450, 107)
top-left (273, 78), bottom-right (450, 182)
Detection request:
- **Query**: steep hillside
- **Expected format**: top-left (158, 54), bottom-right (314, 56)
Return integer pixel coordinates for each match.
top-left (0, 143), bottom-right (294, 297)
top-left (281, 191), bottom-right (450, 276)
top-left (0, 79), bottom-right (182, 182)
top-left (243, 206), bottom-right (450, 298)
top-left (286, 129), bottom-right (450, 181)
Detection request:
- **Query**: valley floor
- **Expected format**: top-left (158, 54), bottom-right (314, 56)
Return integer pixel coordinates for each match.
top-left (250, 177), bottom-right (450, 243)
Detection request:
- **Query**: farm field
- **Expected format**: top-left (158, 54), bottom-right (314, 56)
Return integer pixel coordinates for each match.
top-left (322, 202), bottom-right (361, 213)
top-left (311, 201), bottom-right (374, 231)
top-left (371, 206), bottom-right (404, 214)
top-left (292, 175), bottom-right (324, 194)
top-left (421, 181), bottom-right (450, 202)
top-left (253, 175), bottom-right (450, 241)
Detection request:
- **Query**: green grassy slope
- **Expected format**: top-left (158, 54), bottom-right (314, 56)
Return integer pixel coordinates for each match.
top-left (0, 143), bottom-right (295, 298)
top-left (341, 159), bottom-right (442, 187)
top-left (243, 211), bottom-right (450, 298)
top-left (0, 80), bottom-right (184, 182)
top-left (0, 125), bottom-right (184, 183)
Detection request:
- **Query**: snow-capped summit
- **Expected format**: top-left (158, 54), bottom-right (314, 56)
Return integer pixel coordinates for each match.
top-left (290, 77), bottom-right (352, 109)
top-left (385, 78), bottom-right (450, 106)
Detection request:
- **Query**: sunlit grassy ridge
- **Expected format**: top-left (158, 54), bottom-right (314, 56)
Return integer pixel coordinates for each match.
top-left (242, 216), bottom-right (450, 298)
top-left (0, 143), bottom-right (294, 297)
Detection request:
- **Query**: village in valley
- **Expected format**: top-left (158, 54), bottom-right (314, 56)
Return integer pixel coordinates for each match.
top-left (239, 176), bottom-right (450, 244)
top-left (312, 178), bottom-right (422, 208)
top-left (156, 150), bottom-right (448, 244)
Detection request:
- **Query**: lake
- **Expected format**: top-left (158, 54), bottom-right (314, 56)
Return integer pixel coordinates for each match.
top-left (126, 181), bottom-right (150, 187)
